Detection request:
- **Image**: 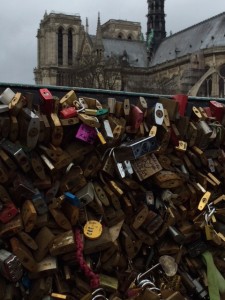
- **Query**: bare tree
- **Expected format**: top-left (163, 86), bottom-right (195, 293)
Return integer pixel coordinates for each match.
top-left (75, 53), bottom-right (122, 90)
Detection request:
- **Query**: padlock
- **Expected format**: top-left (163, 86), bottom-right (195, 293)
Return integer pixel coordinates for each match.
top-left (0, 214), bottom-right (23, 238)
top-left (37, 112), bottom-right (51, 143)
top-left (49, 203), bottom-right (72, 231)
top-left (158, 97), bottom-right (178, 121)
top-left (17, 231), bottom-right (38, 250)
top-left (148, 102), bottom-right (164, 125)
top-left (103, 185), bottom-right (121, 210)
top-left (60, 90), bottom-right (77, 107)
top-left (8, 92), bottom-right (27, 115)
top-left (0, 139), bottom-right (31, 172)
top-left (108, 98), bottom-right (116, 114)
top-left (60, 116), bottom-right (79, 126)
top-left (0, 249), bottom-right (23, 282)
top-left (32, 188), bottom-right (48, 215)
top-left (114, 101), bottom-right (124, 117)
top-left (50, 230), bottom-right (75, 256)
top-left (173, 94), bottom-right (188, 117)
top-left (60, 106), bottom-right (77, 118)
top-left (78, 113), bottom-right (100, 128)
top-left (131, 153), bottom-right (162, 181)
top-left (12, 172), bottom-right (35, 204)
top-left (0, 149), bottom-right (16, 172)
top-left (103, 119), bottom-right (114, 140)
top-left (30, 151), bottom-right (47, 180)
top-left (137, 97), bottom-right (148, 115)
top-left (0, 88), bottom-right (16, 105)
top-left (76, 182), bottom-right (94, 207)
top-left (39, 88), bottom-right (54, 115)
top-left (19, 107), bottom-right (40, 149)
top-left (154, 170), bottom-right (184, 188)
top-left (81, 153), bottom-right (102, 178)
top-left (113, 135), bottom-right (158, 162)
top-left (10, 237), bottom-right (38, 272)
top-left (21, 199), bottom-right (37, 232)
top-left (210, 100), bottom-right (225, 122)
top-left (76, 123), bottom-right (97, 144)
top-left (50, 113), bottom-right (63, 146)
top-left (84, 226), bottom-right (113, 255)
top-left (130, 105), bottom-right (144, 129)
top-left (0, 202), bottom-right (19, 224)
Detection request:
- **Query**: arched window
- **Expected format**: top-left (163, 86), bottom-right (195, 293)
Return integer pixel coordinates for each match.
top-left (68, 28), bottom-right (73, 65)
top-left (202, 77), bottom-right (212, 97)
top-left (219, 64), bottom-right (225, 77)
top-left (58, 27), bottom-right (63, 65)
top-left (118, 33), bottom-right (123, 39)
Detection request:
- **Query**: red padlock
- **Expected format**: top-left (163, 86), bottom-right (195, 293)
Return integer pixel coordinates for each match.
top-left (131, 105), bottom-right (143, 129)
top-left (0, 202), bottom-right (19, 224)
top-left (203, 107), bottom-right (212, 118)
top-left (210, 101), bottom-right (225, 122)
top-left (173, 94), bottom-right (188, 117)
top-left (39, 88), bottom-right (53, 115)
top-left (60, 107), bottom-right (77, 119)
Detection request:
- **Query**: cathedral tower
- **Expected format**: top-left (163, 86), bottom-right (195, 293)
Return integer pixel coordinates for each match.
top-left (147, 0), bottom-right (166, 54)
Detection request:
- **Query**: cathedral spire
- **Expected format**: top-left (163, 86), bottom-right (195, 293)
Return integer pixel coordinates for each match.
top-left (147, 0), bottom-right (166, 54)
top-left (44, 10), bottom-right (48, 19)
top-left (86, 17), bottom-right (89, 34)
top-left (94, 12), bottom-right (104, 57)
top-left (96, 12), bottom-right (102, 41)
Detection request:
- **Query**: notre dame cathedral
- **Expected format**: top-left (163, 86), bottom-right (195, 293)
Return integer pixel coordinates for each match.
top-left (34, 0), bottom-right (225, 98)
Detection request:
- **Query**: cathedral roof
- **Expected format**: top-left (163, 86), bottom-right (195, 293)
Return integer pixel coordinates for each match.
top-left (150, 12), bottom-right (225, 66)
top-left (102, 38), bottom-right (148, 68)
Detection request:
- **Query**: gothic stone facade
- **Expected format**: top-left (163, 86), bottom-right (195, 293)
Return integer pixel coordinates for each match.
top-left (34, 12), bottom-right (148, 91)
top-left (146, 11), bottom-right (225, 98)
top-left (34, 4), bottom-right (225, 98)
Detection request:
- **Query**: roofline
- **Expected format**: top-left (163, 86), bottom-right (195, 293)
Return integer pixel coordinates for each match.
top-left (102, 19), bottom-right (141, 26)
top-left (164, 11), bottom-right (225, 42)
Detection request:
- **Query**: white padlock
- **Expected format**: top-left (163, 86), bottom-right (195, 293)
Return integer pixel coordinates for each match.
top-left (0, 88), bottom-right (15, 105)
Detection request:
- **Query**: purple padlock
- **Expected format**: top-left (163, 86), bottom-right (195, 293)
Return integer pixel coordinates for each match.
top-left (76, 124), bottom-right (97, 144)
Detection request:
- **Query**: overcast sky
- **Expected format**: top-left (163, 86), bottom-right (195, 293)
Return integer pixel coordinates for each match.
top-left (1, 0), bottom-right (225, 85)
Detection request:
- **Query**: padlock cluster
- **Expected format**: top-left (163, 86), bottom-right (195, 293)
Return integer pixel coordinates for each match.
top-left (0, 87), bottom-right (225, 299)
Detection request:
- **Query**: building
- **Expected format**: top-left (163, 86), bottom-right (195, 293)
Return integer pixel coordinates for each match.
top-left (34, 1), bottom-right (225, 97)
top-left (34, 11), bottom-right (148, 91)
top-left (147, 9), bottom-right (225, 98)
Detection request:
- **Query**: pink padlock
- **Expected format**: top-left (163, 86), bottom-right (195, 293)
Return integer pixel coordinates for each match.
top-left (76, 124), bottom-right (97, 144)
